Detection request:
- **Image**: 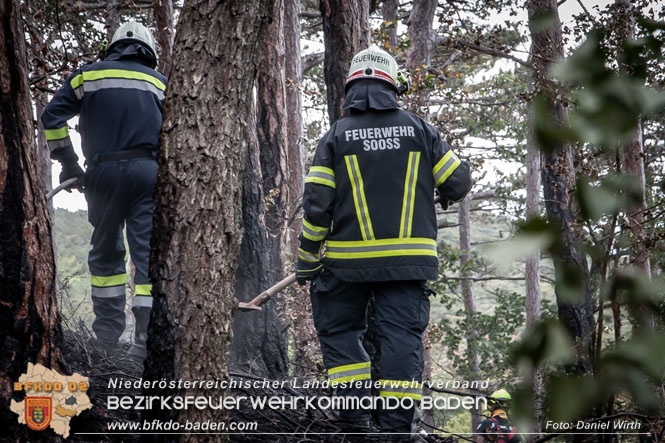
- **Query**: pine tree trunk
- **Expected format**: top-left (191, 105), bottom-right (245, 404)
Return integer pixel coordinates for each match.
top-left (230, 99), bottom-right (288, 377)
top-left (0, 0), bottom-right (62, 434)
top-left (382, 0), bottom-right (398, 49)
top-left (615, 0), bottom-right (650, 280)
top-left (144, 0), bottom-right (273, 436)
top-left (527, 0), bottom-right (594, 374)
top-left (105, 0), bottom-right (121, 40)
top-left (319, 0), bottom-right (370, 123)
top-left (285, 0), bottom-right (304, 258)
top-left (230, 0), bottom-right (289, 378)
top-left (525, 109), bottom-right (543, 440)
top-left (153, 0), bottom-right (174, 75)
top-left (283, 0), bottom-right (318, 378)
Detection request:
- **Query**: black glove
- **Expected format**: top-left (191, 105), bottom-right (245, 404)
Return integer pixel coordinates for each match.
top-left (296, 256), bottom-right (323, 285)
top-left (59, 160), bottom-right (84, 192)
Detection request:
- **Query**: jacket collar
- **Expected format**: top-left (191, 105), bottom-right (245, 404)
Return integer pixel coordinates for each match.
top-left (342, 79), bottom-right (399, 112)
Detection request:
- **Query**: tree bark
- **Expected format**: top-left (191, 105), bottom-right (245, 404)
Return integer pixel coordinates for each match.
top-left (525, 105), bottom-right (543, 440)
top-left (105, 0), bottom-right (121, 40)
top-left (144, 0), bottom-right (274, 437)
top-left (153, 0), bottom-right (174, 75)
top-left (285, 0), bottom-right (304, 258)
top-left (459, 195), bottom-right (481, 432)
top-left (230, 99), bottom-right (288, 378)
top-left (319, 0), bottom-right (370, 123)
top-left (527, 0), bottom-right (594, 374)
top-left (283, 0), bottom-right (319, 378)
top-left (382, 0), bottom-right (398, 49)
top-left (615, 0), bottom-right (650, 281)
top-left (406, 0), bottom-right (436, 72)
top-left (230, 0), bottom-right (289, 378)
top-left (0, 0), bottom-right (62, 434)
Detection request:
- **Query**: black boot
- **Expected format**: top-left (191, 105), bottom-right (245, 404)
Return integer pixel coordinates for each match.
top-left (128, 306), bottom-right (150, 362)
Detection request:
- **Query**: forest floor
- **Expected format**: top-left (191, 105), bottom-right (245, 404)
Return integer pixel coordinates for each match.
top-left (62, 327), bottom-right (451, 442)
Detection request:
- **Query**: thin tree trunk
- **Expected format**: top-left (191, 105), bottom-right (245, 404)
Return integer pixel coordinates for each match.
top-left (525, 110), bottom-right (543, 440)
top-left (405, 0), bottom-right (436, 116)
top-left (319, 0), bottom-right (370, 123)
top-left (230, 0), bottom-right (289, 378)
top-left (459, 195), bottom-right (481, 432)
top-left (153, 0), bottom-right (174, 75)
top-left (105, 0), bottom-right (121, 40)
top-left (615, 0), bottom-right (651, 282)
top-left (382, 0), bottom-right (398, 49)
top-left (144, 0), bottom-right (273, 437)
top-left (285, 0), bottom-right (303, 259)
top-left (284, 0), bottom-right (318, 379)
top-left (527, 0), bottom-right (594, 374)
top-left (0, 0), bottom-right (62, 434)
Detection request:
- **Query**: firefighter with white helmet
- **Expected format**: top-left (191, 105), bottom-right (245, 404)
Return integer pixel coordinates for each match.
top-left (41, 21), bottom-right (166, 362)
top-left (296, 44), bottom-right (472, 440)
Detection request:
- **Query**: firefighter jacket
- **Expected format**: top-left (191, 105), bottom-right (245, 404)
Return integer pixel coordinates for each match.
top-left (298, 80), bottom-right (472, 282)
top-left (41, 42), bottom-right (167, 163)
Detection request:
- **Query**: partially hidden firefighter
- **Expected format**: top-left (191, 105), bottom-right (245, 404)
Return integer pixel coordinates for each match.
top-left (475, 389), bottom-right (522, 443)
top-left (41, 21), bottom-right (166, 361)
top-left (296, 44), bottom-right (473, 440)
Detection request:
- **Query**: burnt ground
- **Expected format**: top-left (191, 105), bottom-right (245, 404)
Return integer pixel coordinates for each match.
top-left (61, 327), bottom-right (455, 443)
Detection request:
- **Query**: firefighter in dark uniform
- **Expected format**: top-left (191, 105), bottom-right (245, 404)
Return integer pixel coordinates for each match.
top-left (475, 390), bottom-right (522, 443)
top-left (41, 22), bottom-right (166, 360)
top-left (296, 45), bottom-right (473, 440)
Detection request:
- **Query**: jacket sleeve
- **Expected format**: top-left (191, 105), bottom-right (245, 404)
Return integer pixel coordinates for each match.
top-left (41, 70), bottom-right (82, 162)
top-left (298, 125), bottom-right (337, 261)
top-left (429, 124), bottom-right (472, 209)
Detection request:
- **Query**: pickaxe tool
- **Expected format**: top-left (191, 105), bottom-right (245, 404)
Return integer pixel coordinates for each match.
top-left (46, 177), bottom-right (81, 201)
top-left (237, 273), bottom-right (297, 312)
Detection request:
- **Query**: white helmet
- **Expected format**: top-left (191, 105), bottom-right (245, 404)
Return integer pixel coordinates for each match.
top-left (109, 21), bottom-right (157, 60)
top-left (346, 44), bottom-right (408, 93)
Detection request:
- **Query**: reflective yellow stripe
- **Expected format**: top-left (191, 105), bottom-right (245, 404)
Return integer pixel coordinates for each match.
top-left (332, 373), bottom-right (371, 384)
top-left (70, 73), bottom-right (84, 90)
top-left (328, 361), bottom-right (371, 375)
top-left (345, 155), bottom-right (374, 241)
top-left (134, 284), bottom-right (152, 296)
top-left (91, 273), bottom-right (127, 287)
top-left (379, 379), bottom-right (422, 388)
top-left (310, 166), bottom-right (335, 177)
top-left (399, 152), bottom-right (421, 238)
top-left (326, 237), bottom-right (437, 259)
top-left (305, 166), bottom-right (336, 188)
top-left (302, 218), bottom-right (328, 241)
top-left (78, 69), bottom-right (166, 90)
top-left (379, 379), bottom-right (422, 400)
top-left (433, 150), bottom-right (461, 187)
top-left (44, 126), bottom-right (68, 141)
top-left (298, 248), bottom-right (320, 262)
top-left (305, 176), bottom-right (336, 188)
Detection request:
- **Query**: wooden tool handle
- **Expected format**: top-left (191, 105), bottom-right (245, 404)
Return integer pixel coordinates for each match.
top-left (246, 273), bottom-right (297, 308)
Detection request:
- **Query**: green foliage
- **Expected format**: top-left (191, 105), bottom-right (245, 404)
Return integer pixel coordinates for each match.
top-left (509, 17), bottom-right (665, 430)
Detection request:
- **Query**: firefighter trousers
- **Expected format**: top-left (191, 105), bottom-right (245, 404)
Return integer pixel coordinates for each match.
top-left (83, 157), bottom-right (157, 343)
top-left (309, 271), bottom-right (432, 436)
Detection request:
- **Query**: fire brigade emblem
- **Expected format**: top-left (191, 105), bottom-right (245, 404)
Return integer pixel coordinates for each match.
top-left (25, 397), bottom-right (52, 431)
